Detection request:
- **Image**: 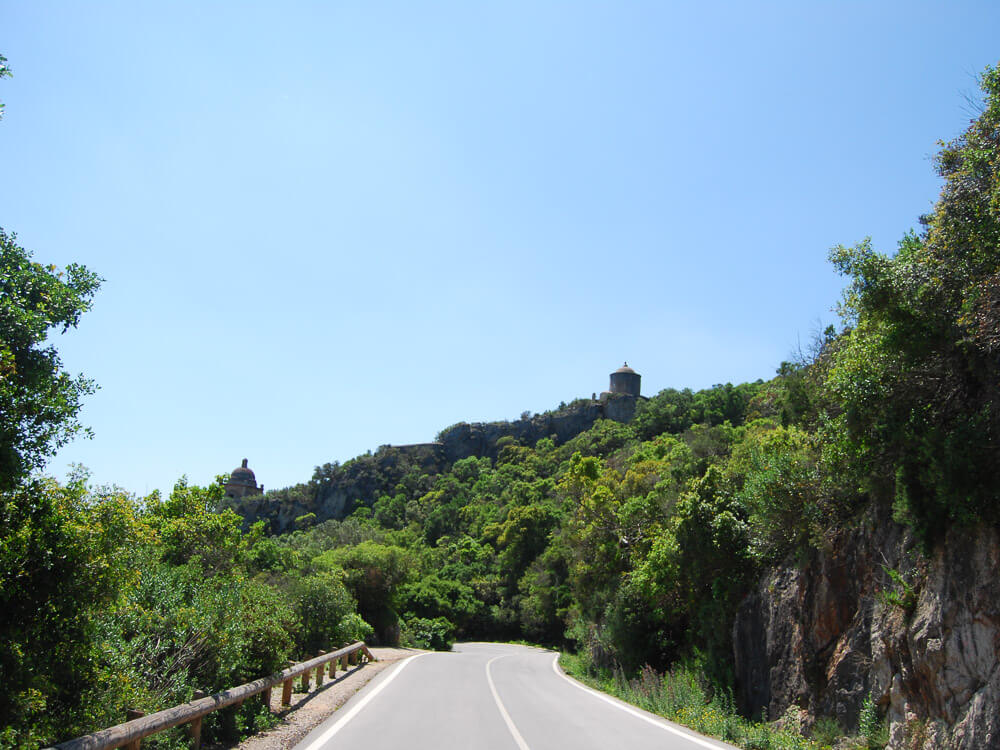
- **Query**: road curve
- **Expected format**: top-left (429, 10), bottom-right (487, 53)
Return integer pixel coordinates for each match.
top-left (293, 642), bottom-right (736, 750)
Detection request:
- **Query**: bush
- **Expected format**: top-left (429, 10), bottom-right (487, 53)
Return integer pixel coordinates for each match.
top-left (400, 617), bottom-right (454, 651)
top-left (291, 570), bottom-right (358, 656)
top-left (398, 574), bottom-right (482, 635)
top-left (337, 613), bottom-right (374, 644)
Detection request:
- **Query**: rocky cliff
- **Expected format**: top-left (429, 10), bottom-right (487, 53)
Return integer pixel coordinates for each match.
top-left (733, 503), bottom-right (1000, 749)
top-left (435, 393), bottom-right (637, 462)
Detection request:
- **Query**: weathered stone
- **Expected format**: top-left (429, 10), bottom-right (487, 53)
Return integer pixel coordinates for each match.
top-left (733, 503), bottom-right (1000, 748)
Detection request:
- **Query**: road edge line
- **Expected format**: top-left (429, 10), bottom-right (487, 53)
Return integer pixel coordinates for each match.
top-left (486, 654), bottom-right (532, 750)
top-left (550, 653), bottom-right (732, 750)
top-left (296, 652), bottom-right (430, 750)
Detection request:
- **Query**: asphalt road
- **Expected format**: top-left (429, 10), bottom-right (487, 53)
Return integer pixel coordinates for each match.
top-left (293, 642), bottom-right (737, 750)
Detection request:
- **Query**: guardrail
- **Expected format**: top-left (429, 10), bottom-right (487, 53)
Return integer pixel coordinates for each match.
top-left (47, 641), bottom-right (375, 750)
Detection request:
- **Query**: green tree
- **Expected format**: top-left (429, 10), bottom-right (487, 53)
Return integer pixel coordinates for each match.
top-left (316, 542), bottom-right (417, 644)
top-left (0, 230), bottom-right (101, 489)
top-left (291, 570), bottom-right (359, 655)
top-left (825, 64), bottom-right (1000, 539)
top-left (398, 574), bottom-right (482, 635)
top-left (146, 478), bottom-right (246, 572)
top-left (728, 421), bottom-right (835, 560)
top-left (632, 465), bottom-right (754, 682)
top-left (489, 504), bottom-right (559, 588)
top-left (0, 480), bottom-right (144, 745)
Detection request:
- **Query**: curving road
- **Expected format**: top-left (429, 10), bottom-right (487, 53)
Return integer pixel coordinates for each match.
top-left (293, 642), bottom-right (736, 750)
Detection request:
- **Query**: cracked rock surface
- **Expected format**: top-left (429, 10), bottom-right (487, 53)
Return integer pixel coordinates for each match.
top-left (733, 504), bottom-right (1000, 749)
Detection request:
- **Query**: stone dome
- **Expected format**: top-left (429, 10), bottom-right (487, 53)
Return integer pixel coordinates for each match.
top-left (229, 458), bottom-right (257, 487)
top-left (614, 363), bottom-right (638, 375)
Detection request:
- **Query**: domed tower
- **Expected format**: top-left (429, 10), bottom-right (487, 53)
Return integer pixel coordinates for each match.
top-left (608, 362), bottom-right (641, 397)
top-left (224, 458), bottom-right (263, 500)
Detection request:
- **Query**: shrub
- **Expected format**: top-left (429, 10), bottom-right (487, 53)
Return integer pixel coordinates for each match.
top-left (858, 695), bottom-right (888, 748)
top-left (292, 571), bottom-right (358, 656)
top-left (337, 613), bottom-right (374, 644)
top-left (400, 617), bottom-right (454, 651)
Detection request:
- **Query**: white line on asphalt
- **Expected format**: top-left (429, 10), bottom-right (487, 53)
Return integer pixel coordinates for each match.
top-left (297, 652), bottom-right (430, 750)
top-left (550, 654), bottom-right (731, 750)
top-left (486, 655), bottom-right (532, 750)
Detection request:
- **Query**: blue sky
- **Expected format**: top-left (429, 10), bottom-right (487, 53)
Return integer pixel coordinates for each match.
top-left (1, 2), bottom-right (998, 496)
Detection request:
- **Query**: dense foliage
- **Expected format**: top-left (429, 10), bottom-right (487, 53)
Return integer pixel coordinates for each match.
top-left (0, 470), bottom-right (376, 748)
top-left (825, 65), bottom-right (1000, 542)
top-left (0, 230), bottom-right (101, 490)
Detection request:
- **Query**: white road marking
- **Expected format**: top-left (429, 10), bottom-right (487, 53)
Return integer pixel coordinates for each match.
top-left (551, 654), bottom-right (731, 750)
top-left (297, 652), bottom-right (429, 750)
top-left (486, 654), bottom-right (532, 750)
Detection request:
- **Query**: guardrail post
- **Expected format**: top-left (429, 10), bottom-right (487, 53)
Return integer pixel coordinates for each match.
top-left (350, 648), bottom-right (358, 666)
top-left (187, 691), bottom-right (205, 750)
top-left (222, 699), bottom-right (243, 741)
top-left (262, 685), bottom-right (272, 712)
top-left (282, 660), bottom-right (295, 706)
top-left (124, 710), bottom-right (145, 750)
top-left (316, 651), bottom-right (326, 686)
top-left (300, 666), bottom-right (311, 692)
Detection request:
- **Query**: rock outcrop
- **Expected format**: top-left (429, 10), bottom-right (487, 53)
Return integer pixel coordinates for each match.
top-left (733, 504), bottom-right (1000, 748)
top-left (436, 394), bottom-right (636, 462)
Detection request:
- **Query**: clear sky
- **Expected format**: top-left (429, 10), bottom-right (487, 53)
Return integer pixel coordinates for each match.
top-left (1, 2), bottom-right (998, 497)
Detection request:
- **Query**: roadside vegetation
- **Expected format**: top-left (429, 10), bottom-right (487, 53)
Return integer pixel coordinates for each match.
top-left (560, 654), bottom-right (887, 750)
top-left (2, 54), bottom-right (999, 750)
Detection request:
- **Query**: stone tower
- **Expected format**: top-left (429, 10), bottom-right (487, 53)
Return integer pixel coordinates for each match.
top-left (608, 362), bottom-right (641, 397)
top-left (224, 458), bottom-right (263, 500)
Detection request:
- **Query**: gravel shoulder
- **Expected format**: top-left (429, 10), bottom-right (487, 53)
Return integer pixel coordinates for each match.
top-left (236, 647), bottom-right (418, 750)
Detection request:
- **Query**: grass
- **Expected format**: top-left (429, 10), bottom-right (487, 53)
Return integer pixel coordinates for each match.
top-left (558, 653), bottom-right (885, 750)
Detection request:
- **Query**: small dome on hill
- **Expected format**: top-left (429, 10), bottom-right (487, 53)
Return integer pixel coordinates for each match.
top-left (228, 458), bottom-right (257, 487)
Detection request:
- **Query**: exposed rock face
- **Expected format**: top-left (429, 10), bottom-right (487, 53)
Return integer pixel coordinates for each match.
top-left (733, 505), bottom-right (1000, 748)
top-left (435, 396), bottom-right (635, 462)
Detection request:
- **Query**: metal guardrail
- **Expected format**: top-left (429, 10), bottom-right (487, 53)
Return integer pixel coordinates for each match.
top-left (47, 641), bottom-right (375, 750)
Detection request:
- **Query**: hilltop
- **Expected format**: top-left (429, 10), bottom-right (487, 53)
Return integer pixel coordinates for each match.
top-left (224, 389), bottom-right (645, 533)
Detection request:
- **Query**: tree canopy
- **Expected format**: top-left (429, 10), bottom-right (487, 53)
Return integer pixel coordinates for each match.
top-left (825, 64), bottom-right (1000, 539)
top-left (0, 229), bottom-right (101, 490)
